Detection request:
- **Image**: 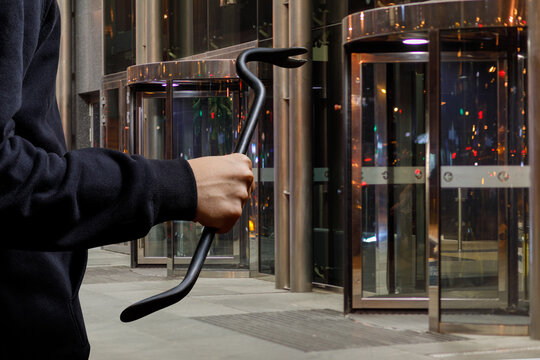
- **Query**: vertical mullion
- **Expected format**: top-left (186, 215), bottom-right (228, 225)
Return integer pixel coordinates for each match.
top-left (427, 29), bottom-right (441, 333)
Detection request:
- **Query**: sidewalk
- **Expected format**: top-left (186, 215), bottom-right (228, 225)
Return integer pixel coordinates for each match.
top-left (81, 248), bottom-right (540, 360)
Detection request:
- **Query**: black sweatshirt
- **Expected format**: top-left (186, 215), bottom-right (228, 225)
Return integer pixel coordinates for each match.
top-left (0, 1), bottom-right (197, 358)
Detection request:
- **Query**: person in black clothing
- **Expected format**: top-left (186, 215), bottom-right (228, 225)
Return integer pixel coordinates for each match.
top-left (0, 1), bottom-right (253, 359)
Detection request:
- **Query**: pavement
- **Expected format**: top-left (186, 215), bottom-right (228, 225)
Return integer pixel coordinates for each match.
top-left (81, 248), bottom-right (540, 360)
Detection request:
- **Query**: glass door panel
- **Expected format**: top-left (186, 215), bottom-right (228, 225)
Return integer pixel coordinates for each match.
top-left (135, 83), bottom-right (249, 268)
top-left (352, 53), bottom-right (428, 307)
top-left (438, 28), bottom-right (529, 328)
top-left (171, 91), bottom-right (245, 265)
top-left (104, 88), bottom-right (120, 150)
top-left (102, 83), bottom-right (131, 254)
top-left (139, 95), bottom-right (168, 259)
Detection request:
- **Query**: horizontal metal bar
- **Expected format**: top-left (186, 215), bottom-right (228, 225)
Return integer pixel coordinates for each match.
top-left (353, 297), bottom-right (428, 309)
top-left (354, 52), bottom-right (428, 63)
top-left (440, 165), bottom-right (530, 188)
top-left (360, 166), bottom-right (426, 185)
top-left (137, 256), bottom-right (239, 265)
top-left (251, 167), bottom-right (329, 182)
top-left (313, 167), bottom-right (329, 182)
top-left (169, 269), bottom-right (251, 278)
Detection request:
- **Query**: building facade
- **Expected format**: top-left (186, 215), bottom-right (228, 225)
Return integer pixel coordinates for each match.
top-left (58, 0), bottom-right (540, 337)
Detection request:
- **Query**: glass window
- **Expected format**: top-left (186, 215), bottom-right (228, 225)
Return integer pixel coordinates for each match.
top-left (208, 0), bottom-right (257, 50)
top-left (172, 93), bottom-right (235, 258)
top-left (171, 82), bottom-right (249, 266)
top-left (439, 28), bottom-right (529, 327)
top-left (258, 0), bottom-right (272, 40)
top-left (257, 92), bottom-right (275, 275)
top-left (134, 80), bottom-right (249, 267)
top-left (162, 0), bottom-right (208, 60)
top-left (312, 26), bottom-right (346, 286)
top-left (376, 0), bottom-right (429, 7)
top-left (104, 0), bottom-right (136, 75)
top-left (313, 0), bottom-right (374, 29)
top-left (162, 0), bottom-right (270, 60)
top-left (103, 89), bottom-right (120, 150)
top-left (140, 96), bottom-right (167, 257)
top-left (92, 102), bottom-right (101, 148)
top-left (243, 62), bottom-right (274, 275)
top-left (354, 59), bottom-right (427, 297)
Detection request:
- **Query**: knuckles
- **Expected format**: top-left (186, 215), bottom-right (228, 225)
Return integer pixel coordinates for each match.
top-left (194, 154), bottom-right (254, 233)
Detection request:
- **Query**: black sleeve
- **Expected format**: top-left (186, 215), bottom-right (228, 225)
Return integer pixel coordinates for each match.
top-left (0, 0), bottom-right (197, 251)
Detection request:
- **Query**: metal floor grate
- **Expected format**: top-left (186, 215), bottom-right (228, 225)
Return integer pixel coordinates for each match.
top-left (192, 309), bottom-right (465, 352)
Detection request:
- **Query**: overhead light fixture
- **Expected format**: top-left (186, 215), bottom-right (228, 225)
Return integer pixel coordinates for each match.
top-left (220, 0), bottom-right (237, 6)
top-left (403, 38), bottom-right (429, 45)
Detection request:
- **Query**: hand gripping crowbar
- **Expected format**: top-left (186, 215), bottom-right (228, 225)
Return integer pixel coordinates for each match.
top-left (120, 47), bottom-right (308, 322)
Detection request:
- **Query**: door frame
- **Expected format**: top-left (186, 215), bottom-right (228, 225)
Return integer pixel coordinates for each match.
top-left (351, 51), bottom-right (430, 309)
top-left (350, 49), bottom-right (517, 311)
top-left (132, 85), bottom-right (252, 270)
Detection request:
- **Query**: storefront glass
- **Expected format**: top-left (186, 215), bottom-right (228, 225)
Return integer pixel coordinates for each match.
top-left (162, 0), bottom-right (270, 60)
top-left (141, 96), bottom-right (167, 257)
top-left (345, 0), bottom-right (529, 332)
top-left (258, 1), bottom-right (272, 41)
top-left (161, 0), bottom-right (207, 59)
top-left (104, 0), bottom-right (136, 75)
top-left (171, 89), bottom-right (244, 263)
top-left (311, 1), bottom-right (376, 288)
top-left (351, 52), bottom-right (428, 302)
top-left (439, 28), bottom-right (529, 327)
top-left (257, 94), bottom-right (275, 274)
top-left (313, 0), bottom-right (374, 28)
top-left (312, 26), bottom-right (347, 286)
top-left (130, 72), bottom-right (250, 269)
top-left (103, 88), bottom-right (120, 150)
top-left (208, 0), bottom-right (257, 49)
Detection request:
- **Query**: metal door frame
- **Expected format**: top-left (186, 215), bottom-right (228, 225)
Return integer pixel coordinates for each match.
top-left (351, 52), bottom-right (430, 309)
top-left (351, 50), bottom-right (521, 313)
top-left (101, 72), bottom-right (132, 255)
top-left (133, 87), bottom-right (248, 267)
top-left (134, 89), bottom-right (169, 266)
top-left (430, 33), bottom-right (530, 337)
top-left (124, 59), bottom-right (267, 278)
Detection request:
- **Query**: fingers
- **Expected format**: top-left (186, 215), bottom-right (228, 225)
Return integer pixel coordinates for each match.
top-left (230, 153), bottom-right (253, 171)
top-left (227, 153), bottom-right (254, 203)
top-left (230, 154), bottom-right (254, 221)
top-left (188, 154), bottom-right (255, 234)
top-left (229, 153), bottom-right (254, 189)
top-left (215, 154), bottom-right (253, 233)
top-left (215, 200), bottom-right (243, 234)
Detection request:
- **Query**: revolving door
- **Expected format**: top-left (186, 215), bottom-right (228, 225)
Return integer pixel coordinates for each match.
top-left (127, 60), bottom-right (252, 274)
top-left (351, 53), bottom-right (428, 307)
top-left (345, 0), bottom-right (529, 334)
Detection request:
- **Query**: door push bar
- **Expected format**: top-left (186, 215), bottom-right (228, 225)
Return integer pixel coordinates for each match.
top-left (120, 47), bottom-right (308, 323)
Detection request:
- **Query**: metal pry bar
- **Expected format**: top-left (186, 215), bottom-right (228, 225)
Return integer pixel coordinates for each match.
top-left (120, 47), bottom-right (308, 323)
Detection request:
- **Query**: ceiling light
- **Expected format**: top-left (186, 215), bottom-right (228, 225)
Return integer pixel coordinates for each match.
top-left (403, 38), bottom-right (429, 45)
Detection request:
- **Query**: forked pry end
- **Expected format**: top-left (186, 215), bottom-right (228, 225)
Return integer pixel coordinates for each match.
top-left (272, 47), bottom-right (309, 68)
top-left (240, 47), bottom-right (309, 70)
